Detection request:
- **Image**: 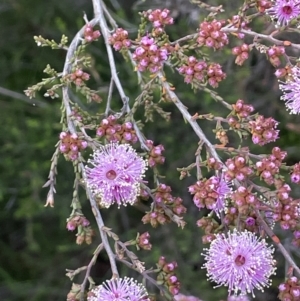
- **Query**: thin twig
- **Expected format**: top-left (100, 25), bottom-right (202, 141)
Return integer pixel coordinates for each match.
top-left (80, 244), bottom-right (104, 300)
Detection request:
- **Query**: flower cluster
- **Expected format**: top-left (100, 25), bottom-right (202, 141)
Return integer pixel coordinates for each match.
top-left (292, 229), bottom-right (300, 247)
top-left (86, 143), bottom-right (147, 208)
top-left (229, 15), bottom-right (250, 39)
top-left (273, 179), bottom-right (300, 230)
top-left (231, 186), bottom-right (258, 215)
top-left (206, 157), bottom-right (223, 170)
top-left (145, 139), bottom-right (165, 167)
top-left (291, 162), bottom-right (300, 183)
top-left (87, 277), bottom-right (150, 301)
top-left (157, 256), bottom-right (180, 295)
top-left (231, 99), bottom-right (254, 119)
top-left (142, 184), bottom-right (186, 227)
top-left (66, 215), bottom-right (90, 231)
top-left (248, 115), bottom-right (279, 145)
top-left (196, 216), bottom-right (219, 244)
top-left (137, 232), bottom-right (152, 250)
top-left (197, 20), bottom-right (229, 49)
top-left (66, 214), bottom-right (94, 245)
top-left (189, 175), bottom-right (231, 216)
top-left (178, 56), bottom-right (207, 84)
top-left (69, 69), bottom-right (90, 86)
top-left (59, 131), bottom-right (87, 161)
top-left (203, 230), bottom-right (276, 295)
top-left (207, 63), bottom-right (226, 88)
top-left (279, 66), bottom-right (300, 114)
top-left (256, 0), bottom-right (272, 13)
top-left (232, 44), bottom-right (250, 66)
top-left (255, 146), bottom-right (287, 185)
top-left (224, 156), bottom-right (253, 182)
top-left (266, 0), bottom-right (300, 27)
top-left (96, 115), bottom-right (138, 144)
top-left (178, 57), bottom-right (226, 87)
top-left (84, 24), bottom-right (101, 43)
top-left (278, 276), bottom-right (300, 301)
top-left (146, 8), bottom-right (173, 34)
top-left (132, 36), bottom-right (169, 73)
top-left (109, 28), bottom-right (131, 51)
top-left (267, 45), bottom-right (285, 67)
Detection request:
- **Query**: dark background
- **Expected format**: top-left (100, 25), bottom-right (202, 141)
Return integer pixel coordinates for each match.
top-left (1, 0), bottom-right (300, 300)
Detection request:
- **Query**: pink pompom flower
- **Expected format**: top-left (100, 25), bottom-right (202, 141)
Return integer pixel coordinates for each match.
top-left (85, 143), bottom-right (147, 208)
top-left (202, 230), bottom-right (276, 296)
top-left (88, 277), bottom-right (150, 301)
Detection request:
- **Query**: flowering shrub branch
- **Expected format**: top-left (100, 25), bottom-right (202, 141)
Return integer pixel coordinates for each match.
top-left (25, 0), bottom-right (300, 300)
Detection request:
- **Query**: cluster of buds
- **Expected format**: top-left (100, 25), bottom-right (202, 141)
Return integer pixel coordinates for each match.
top-left (178, 57), bottom-right (226, 88)
top-left (59, 132), bottom-right (87, 161)
top-left (278, 276), bottom-right (300, 301)
top-left (229, 15), bottom-right (250, 39)
top-left (178, 56), bottom-right (207, 84)
top-left (197, 20), bottom-right (229, 49)
top-left (267, 45), bottom-right (285, 67)
top-left (69, 69), bottom-right (90, 86)
top-left (132, 35), bottom-right (169, 73)
top-left (84, 24), bottom-right (101, 43)
top-left (232, 44), bottom-right (250, 66)
top-left (189, 175), bottom-right (231, 214)
top-left (66, 215), bottom-right (90, 231)
top-left (67, 283), bottom-right (81, 301)
top-left (157, 256), bottom-right (180, 295)
top-left (248, 115), bottom-right (279, 146)
top-left (231, 186), bottom-right (258, 215)
top-left (273, 180), bottom-right (300, 230)
top-left (223, 206), bottom-right (238, 227)
top-left (224, 155), bottom-right (253, 181)
top-left (215, 128), bottom-right (228, 145)
top-left (206, 157), bottom-right (223, 170)
top-left (231, 99), bottom-right (254, 119)
top-left (275, 65), bottom-right (292, 78)
top-left (207, 63), bottom-right (226, 88)
top-left (142, 184), bottom-right (186, 227)
top-left (145, 140), bottom-right (165, 167)
top-left (109, 28), bottom-right (131, 51)
top-left (96, 115), bottom-right (138, 144)
top-left (292, 230), bottom-right (300, 247)
top-left (256, 0), bottom-right (272, 13)
top-left (255, 147), bottom-right (287, 185)
top-left (146, 9), bottom-right (173, 34)
top-left (291, 162), bottom-right (300, 184)
top-left (136, 232), bottom-right (152, 250)
top-left (66, 215), bottom-right (94, 245)
top-left (70, 108), bottom-right (83, 122)
top-left (196, 216), bottom-right (219, 244)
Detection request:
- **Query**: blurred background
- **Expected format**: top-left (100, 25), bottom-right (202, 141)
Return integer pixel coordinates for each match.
top-left (1, 0), bottom-right (300, 300)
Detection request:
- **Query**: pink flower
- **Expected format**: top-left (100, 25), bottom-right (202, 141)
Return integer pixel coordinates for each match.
top-left (88, 277), bottom-right (149, 301)
top-left (267, 0), bottom-right (300, 26)
top-left (279, 66), bottom-right (300, 114)
top-left (203, 230), bottom-right (276, 295)
top-left (86, 143), bottom-right (147, 208)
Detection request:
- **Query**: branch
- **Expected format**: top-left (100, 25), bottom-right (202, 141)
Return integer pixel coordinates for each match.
top-left (0, 86), bottom-right (48, 108)
top-left (157, 72), bottom-right (223, 166)
top-left (255, 209), bottom-right (300, 278)
top-left (92, 0), bottom-right (149, 151)
top-left (61, 15), bottom-right (119, 278)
